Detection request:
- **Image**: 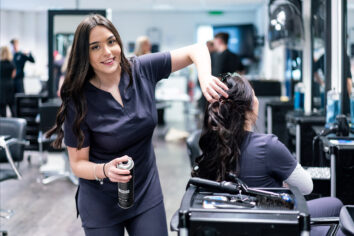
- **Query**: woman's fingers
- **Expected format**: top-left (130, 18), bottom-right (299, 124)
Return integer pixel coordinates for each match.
top-left (202, 76), bottom-right (228, 102)
top-left (111, 167), bottom-right (130, 176)
top-left (213, 78), bottom-right (229, 97)
top-left (210, 82), bottom-right (229, 99)
top-left (110, 174), bottom-right (131, 183)
top-left (112, 155), bottom-right (130, 167)
top-left (106, 155), bottom-right (133, 183)
top-left (206, 86), bottom-right (220, 101)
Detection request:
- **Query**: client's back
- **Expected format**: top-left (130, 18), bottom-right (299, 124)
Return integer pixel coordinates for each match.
top-left (192, 73), bottom-right (297, 188)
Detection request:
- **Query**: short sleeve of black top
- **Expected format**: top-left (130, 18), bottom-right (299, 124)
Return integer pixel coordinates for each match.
top-left (238, 132), bottom-right (297, 188)
top-left (63, 52), bottom-right (171, 228)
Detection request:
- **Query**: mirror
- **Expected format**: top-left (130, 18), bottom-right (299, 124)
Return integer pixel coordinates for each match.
top-left (48, 9), bottom-right (107, 98)
top-left (311, 0), bottom-right (327, 111)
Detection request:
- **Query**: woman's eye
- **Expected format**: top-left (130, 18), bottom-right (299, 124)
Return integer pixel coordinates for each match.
top-left (91, 45), bottom-right (99, 50)
top-left (108, 39), bottom-right (116, 45)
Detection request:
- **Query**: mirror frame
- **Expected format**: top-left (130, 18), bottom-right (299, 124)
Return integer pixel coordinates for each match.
top-left (340, 0), bottom-right (348, 114)
top-left (47, 9), bottom-right (106, 98)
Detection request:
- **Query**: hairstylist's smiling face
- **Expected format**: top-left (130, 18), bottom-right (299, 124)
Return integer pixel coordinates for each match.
top-left (89, 26), bottom-right (121, 76)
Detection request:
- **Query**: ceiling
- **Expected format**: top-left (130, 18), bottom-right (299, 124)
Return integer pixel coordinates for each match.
top-left (0, 0), bottom-right (265, 12)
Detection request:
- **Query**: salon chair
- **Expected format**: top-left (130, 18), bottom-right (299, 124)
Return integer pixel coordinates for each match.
top-left (0, 117), bottom-right (27, 235)
top-left (186, 129), bottom-right (202, 167)
top-left (38, 99), bottom-right (78, 185)
top-left (15, 93), bottom-right (47, 153)
top-left (339, 205), bottom-right (354, 235)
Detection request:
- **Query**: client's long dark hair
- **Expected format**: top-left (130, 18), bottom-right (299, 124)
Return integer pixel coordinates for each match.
top-left (192, 74), bottom-right (255, 181)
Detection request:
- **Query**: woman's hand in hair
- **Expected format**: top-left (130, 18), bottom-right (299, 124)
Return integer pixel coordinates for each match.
top-left (200, 75), bottom-right (229, 103)
top-left (170, 43), bottom-right (228, 102)
top-left (104, 155), bottom-right (132, 183)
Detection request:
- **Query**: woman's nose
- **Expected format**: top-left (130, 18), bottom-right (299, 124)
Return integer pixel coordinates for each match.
top-left (102, 44), bottom-right (111, 56)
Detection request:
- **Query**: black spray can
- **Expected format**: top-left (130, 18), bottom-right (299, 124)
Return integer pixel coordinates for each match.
top-left (117, 158), bottom-right (134, 209)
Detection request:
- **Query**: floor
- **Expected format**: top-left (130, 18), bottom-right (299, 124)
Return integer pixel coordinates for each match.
top-left (0, 107), bottom-right (200, 236)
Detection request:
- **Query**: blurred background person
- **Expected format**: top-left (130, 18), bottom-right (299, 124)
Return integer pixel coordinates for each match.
top-left (211, 32), bottom-right (244, 76)
top-left (0, 46), bottom-right (16, 117)
top-left (134, 36), bottom-right (151, 56)
top-left (10, 38), bottom-right (35, 93)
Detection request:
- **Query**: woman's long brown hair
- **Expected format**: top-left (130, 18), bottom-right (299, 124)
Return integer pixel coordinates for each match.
top-left (46, 14), bottom-right (132, 149)
top-left (192, 74), bottom-right (255, 181)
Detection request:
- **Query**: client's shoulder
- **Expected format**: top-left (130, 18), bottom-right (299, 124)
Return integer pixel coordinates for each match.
top-left (249, 132), bottom-right (281, 146)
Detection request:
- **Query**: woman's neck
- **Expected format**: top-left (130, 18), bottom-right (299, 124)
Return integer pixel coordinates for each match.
top-left (92, 67), bottom-right (121, 90)
top-left (244, 120), bottom-right (253, 132)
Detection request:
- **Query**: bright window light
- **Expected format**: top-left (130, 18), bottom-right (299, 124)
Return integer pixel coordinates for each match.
top-left (197, 25), bottom-right (213, 44)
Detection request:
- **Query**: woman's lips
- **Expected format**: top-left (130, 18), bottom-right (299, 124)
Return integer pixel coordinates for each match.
top-left (102, 57), bottom-right (115, 65)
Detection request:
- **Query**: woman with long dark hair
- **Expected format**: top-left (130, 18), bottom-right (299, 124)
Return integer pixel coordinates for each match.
top-left (192, 73), bottom-right (344, 236)
top-left (46, 14), bottom-right (228, 236)
top-left (0, 46), bottom-right (16, 117)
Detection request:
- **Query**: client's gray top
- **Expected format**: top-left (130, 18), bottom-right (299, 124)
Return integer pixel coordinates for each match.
top-left (64, 52), bottom-right (171, 228)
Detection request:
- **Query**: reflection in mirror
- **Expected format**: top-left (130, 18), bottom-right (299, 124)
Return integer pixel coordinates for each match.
top-left (55, 33), bottom-right (74, 57)
top-left (285, 49), bottom-right (302, 98)
top-left (268, 0), bottom-right (304, 103)
top-left (311, 0), bottom-right (326, 111)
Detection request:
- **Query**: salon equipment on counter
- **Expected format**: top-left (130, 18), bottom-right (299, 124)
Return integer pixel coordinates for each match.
top-left (188, 176), bottom-right (295, 209)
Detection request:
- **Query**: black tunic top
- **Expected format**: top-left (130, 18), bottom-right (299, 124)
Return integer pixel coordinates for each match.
top-left (0, 60), bottom-right (15, 104)
top-left (13, 51), bottom-right (35, 79)
top-left (64, 52), bottom-right (171, 228)
top-left (211, 49), bottom-right (244, 76)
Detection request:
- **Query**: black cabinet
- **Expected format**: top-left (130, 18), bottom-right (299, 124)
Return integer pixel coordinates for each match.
top-left (265, 100), bottom-right (293, 144)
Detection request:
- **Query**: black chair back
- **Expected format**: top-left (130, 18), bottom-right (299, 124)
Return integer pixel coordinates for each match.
top-left (39, 100), bottom-right (61, 134)
top-left (0, 117), bottom-right (27, 162)
top-left (38, 99), bottom-right (63, 152)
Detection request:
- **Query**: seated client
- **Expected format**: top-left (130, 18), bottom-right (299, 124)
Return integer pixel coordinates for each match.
top-left (192, 73), bottom-right (343, 236)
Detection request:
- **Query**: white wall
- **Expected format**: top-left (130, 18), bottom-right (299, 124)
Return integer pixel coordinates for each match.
top-left (1, 7), bottom-right (287, 82)
top-left (0, 10), bottom-right (47, 79)
top-left (112, 10), bottom-right (258, 52)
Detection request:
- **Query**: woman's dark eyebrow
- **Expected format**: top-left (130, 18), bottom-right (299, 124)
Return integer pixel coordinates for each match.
top-left (107, 35), bottom-right (115, 41)
top-left (89, 41), bottom-right (99, 46)
top-left (89, 35), bottom-right (115, 45)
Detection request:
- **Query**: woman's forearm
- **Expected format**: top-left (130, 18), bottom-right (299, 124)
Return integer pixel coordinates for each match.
top-left (188, 43), bottom-right (212, 79)
top-left (70, 159), bottom-right (105, 180)
top-left (69, 154), bottom-right (132, 183)
top-left (170, 43), bottom-right (228, 102)
top-left (170, 43), bottom-right (209, 73)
